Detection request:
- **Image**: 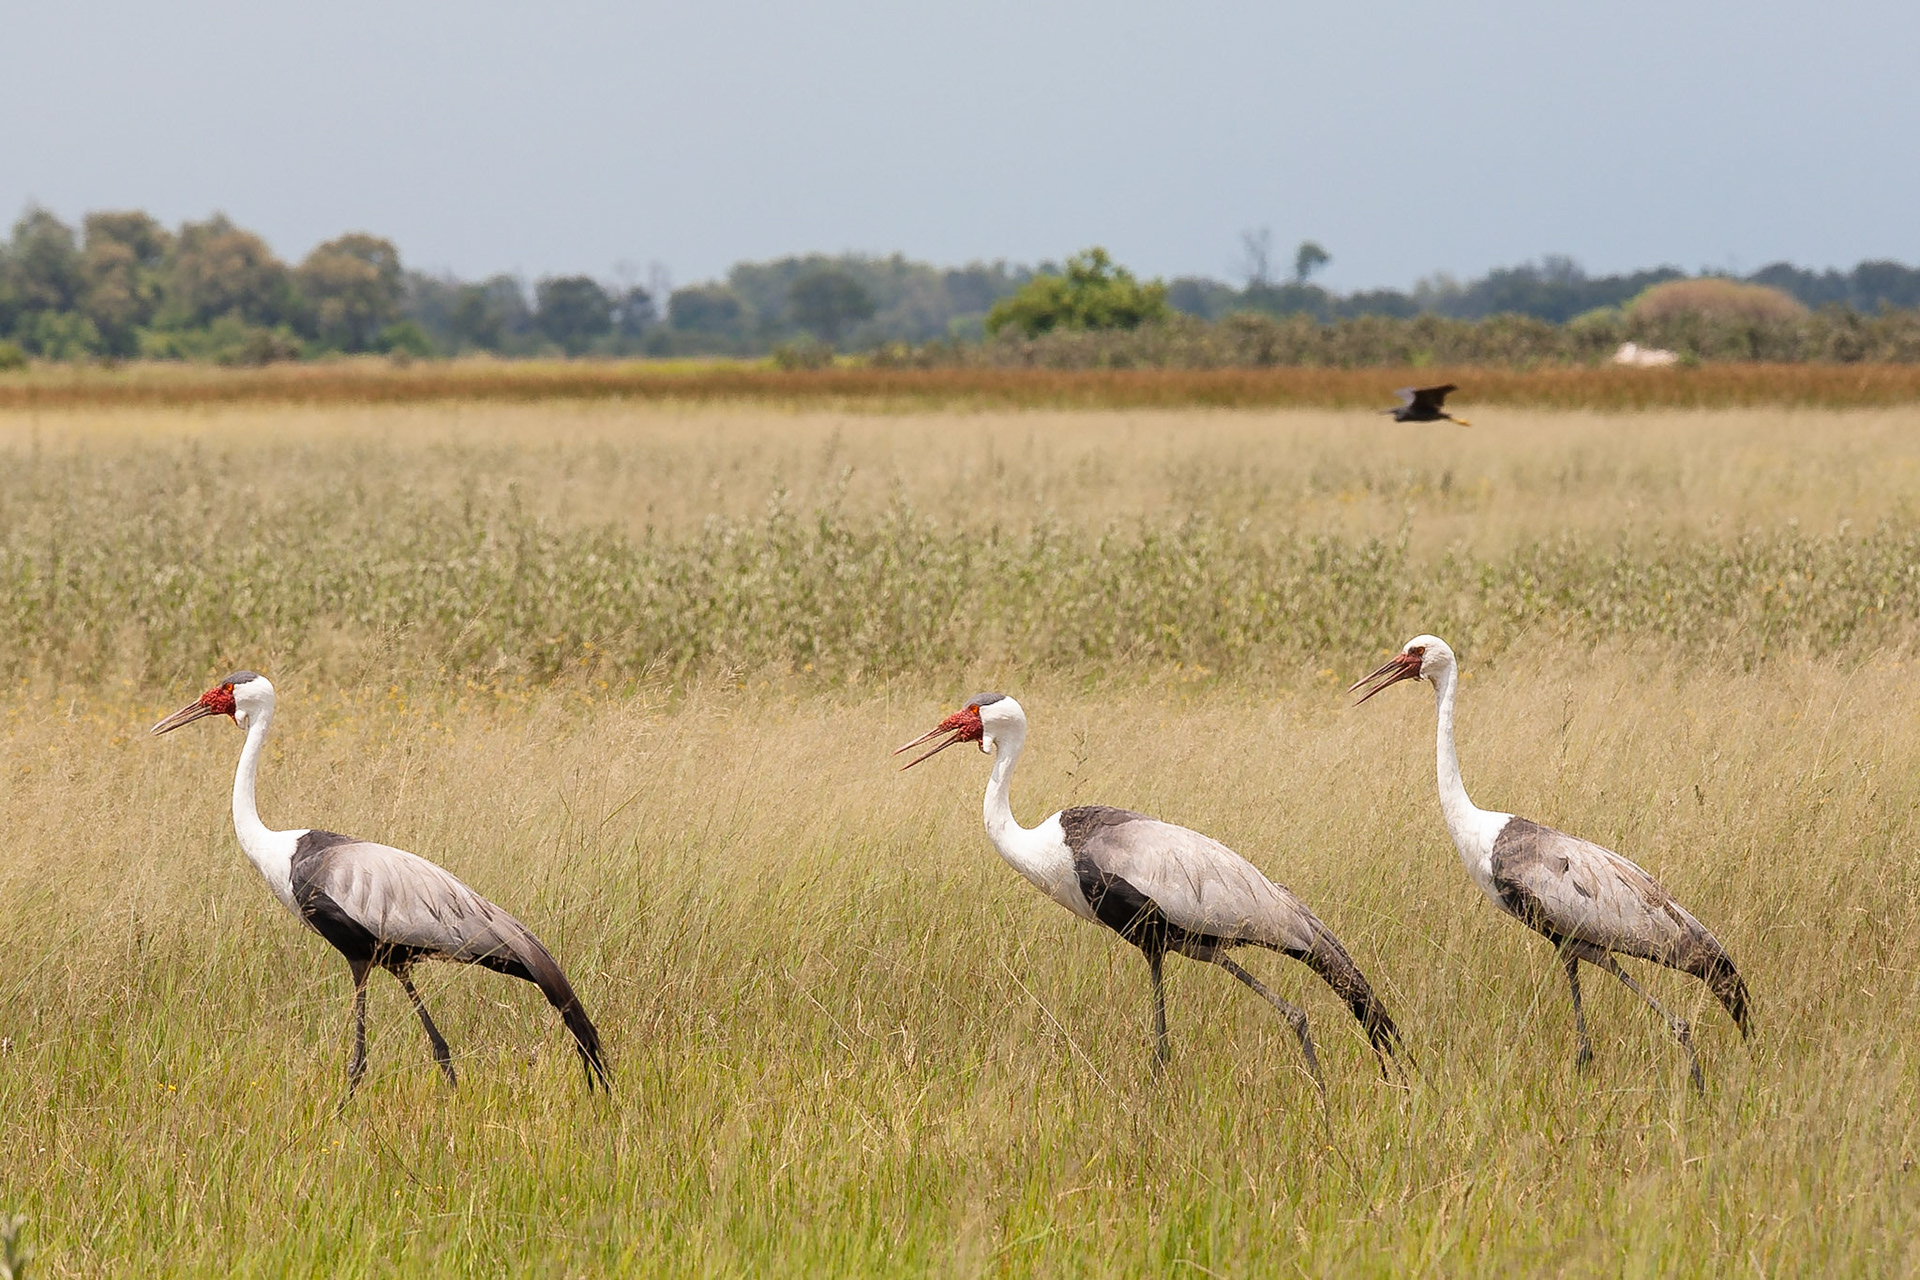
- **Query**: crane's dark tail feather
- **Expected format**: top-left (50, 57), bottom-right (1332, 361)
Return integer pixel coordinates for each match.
top-left (1294, 924), bottom-right (1407, 1075)
top-left (490, 931), bottom-right (613, 1091)
top-left (1686, 946), bottom-right (1751, 1040)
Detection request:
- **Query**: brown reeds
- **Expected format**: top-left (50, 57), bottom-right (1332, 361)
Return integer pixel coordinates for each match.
top-left (7, 358), bottom-right (1920, 411)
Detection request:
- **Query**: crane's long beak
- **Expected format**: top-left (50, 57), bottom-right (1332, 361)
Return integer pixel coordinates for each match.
top-left (1451, 415), bottom-right (1473, 428)
top-left (893, 723), bottom-right (967, 770)
top-left (1348, 652), bottom-right (1423, 706)
top-left (151, 699), bottom-right (217, 736)
top-left (893, 708), bottom-right (985, 770)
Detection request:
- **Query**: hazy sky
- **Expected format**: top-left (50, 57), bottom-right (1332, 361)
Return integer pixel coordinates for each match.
top-left (6, 1), bottom-right (1916, 293)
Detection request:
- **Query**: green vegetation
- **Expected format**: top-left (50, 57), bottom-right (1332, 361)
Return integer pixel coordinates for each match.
top-left (14, 201), bottom-right (1920, 366)
top-left (984, 247), bottom-right (1172, 338)
top-left (889, 306), bottom-right (1920, 368)
top-left (8, 449), bottom-right (1920, 687)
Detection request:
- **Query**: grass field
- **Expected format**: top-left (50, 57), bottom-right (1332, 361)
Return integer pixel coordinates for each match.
top-left (3, 398), bottom-right (1919, 1275)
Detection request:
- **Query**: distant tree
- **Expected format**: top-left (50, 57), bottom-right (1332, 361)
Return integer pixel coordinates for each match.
top-left (788, 268), bottom-right (875, 344)
top-left (1239, 228), bottom-right (1273, 288)
top-left (1334, 287), bottom-right (1421, 319)
top-left (1167, 276), bottom-right (1240, 320)
top-left (447, 285), bottom-right (505, 350)
top-left (80, 211), bottom-right (171, 354)
top-left (534, 275), bottom-right (613, 353)
top-left (7, 208), bottom-right (84, 314)
top-left (436, 275), bottom-right (533, 352)
top-left (1428, 257), bottom-right (1683, 322)
top-left (298, 233), bottom-right (404, 351)
top-left (161, 215), bottom-right (296, 329)
top-left (668, 285), bottom-right (746, 335)
top-left (984, 247), bottom-right (1171, 338)
top-left (611, 285), bottom-right (656, 339)
top-left (1238, 281), bottom-right (1331, 321)
top-left (942, 262), bottom-right (1025, 317)
top-left (1292, 240), bottom-right (1330, 285)
top-left (1846, 260), bottom-right (1920, 310)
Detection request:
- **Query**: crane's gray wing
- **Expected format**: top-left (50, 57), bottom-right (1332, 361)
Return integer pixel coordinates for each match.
top-left (1393, 387), bottom-right (1417, 407)
top-left (290, 830), bottom-right (539, 965)
top-left (1491, 818), bottom-right (1723, 967)
top-left (1058, 807), bottom-right (1319, 952)
top-left (1490, 818), bottom-right (1750, 1034)
top-left (290, 830), bottom-right (614, 1086)
top-left (1059, 806), bottom-right (1405, 1056)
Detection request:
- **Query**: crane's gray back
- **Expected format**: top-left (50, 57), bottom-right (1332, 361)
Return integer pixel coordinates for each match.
top-left (290, 831), bottom-right (532, 965)
top-left (1490, 818), bottom-right (1717, 963)
top-left (1059, 806), bottom-right (1319, 952)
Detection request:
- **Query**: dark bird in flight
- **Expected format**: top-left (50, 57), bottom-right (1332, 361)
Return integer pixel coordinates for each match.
top-left (1384, 384), bottom-right (1471, 426)
top-left (152, 672), bottom-right (610, 1098)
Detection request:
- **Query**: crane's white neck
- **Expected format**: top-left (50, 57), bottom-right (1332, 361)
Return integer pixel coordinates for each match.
top-left (1429, 664), bottom-right (1508, 888)
top-left (231, 703), bottom-right (297, 910)
top-left (976, 720), bottom-right (1084, 910)
top-left (1432, 666), bottom-right (1471, 821)
top-left (981, 721), bottom-right (1029, 848)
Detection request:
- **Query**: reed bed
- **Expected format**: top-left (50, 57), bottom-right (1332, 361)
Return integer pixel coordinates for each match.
top-left (6, 470), bottom-right (1920, 688)
top-left (7, 359), bottom-right (1920, 412)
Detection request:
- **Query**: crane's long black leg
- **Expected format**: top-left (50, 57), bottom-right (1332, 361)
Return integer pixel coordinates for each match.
top-left (1147, 949), bottom-right (1170, 1070)
top-left (396, 968), bottom-right (458, 1089)
top-left (345, 957), bottom-right (373, 1099)
top-left (1595, 954), bottom-right (1703, 1092)
top-left (1562, 951), bottom-right (1594, 1071)
top-left (1216, 956), bottom-right (1326, 1103)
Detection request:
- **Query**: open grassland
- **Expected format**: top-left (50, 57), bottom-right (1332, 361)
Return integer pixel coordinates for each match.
top-left (4, 659), bottom-right (1920, 1275)
top-left (2, 400), bottom-right (1920, 1274)
top-left (9, 359), bottom-right (1920, 413)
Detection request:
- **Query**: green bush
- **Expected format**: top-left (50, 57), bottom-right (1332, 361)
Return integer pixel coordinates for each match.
top-left (0, 341), bottom-right (26, 372)
top-left (375, 319), bottom-right (435, 358)
top-left (771, 337), bottom-right (834, 370)
top-left (19, 312), bottom-right (102, 360)
top-left (137, 317), bottom-right (304, 364)
top-left (984, 248), bottom-right (1172, 339)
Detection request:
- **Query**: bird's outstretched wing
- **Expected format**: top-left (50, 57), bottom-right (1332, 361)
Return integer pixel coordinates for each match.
top-left (1410, 384), bottom-right (1458, 413)
top-left (1393, 387), bottom-right (1418, 408)
top-left (1490, 817), bottom-right (1748, 1031)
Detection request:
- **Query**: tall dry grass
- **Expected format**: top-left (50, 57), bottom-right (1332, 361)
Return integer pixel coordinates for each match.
top-left (0, 401), bottom-right (1918, 1273)
top-left (1, 650), bottom-right (1918, 1274)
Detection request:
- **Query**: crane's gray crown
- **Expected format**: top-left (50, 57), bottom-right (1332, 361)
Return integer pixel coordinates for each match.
top-left (221, 670), bottom-right (265, 687)
top-left (965, 692), bottom-right (1008, 708)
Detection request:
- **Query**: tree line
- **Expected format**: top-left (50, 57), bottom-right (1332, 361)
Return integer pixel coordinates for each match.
top-left (5, 204), bottom-right (1920, 366)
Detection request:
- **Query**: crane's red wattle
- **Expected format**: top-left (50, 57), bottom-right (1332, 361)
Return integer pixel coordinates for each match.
top-left (941, 708), bottom-right (984, 740)
top-left (202, 685), bottom-right (237, 717)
